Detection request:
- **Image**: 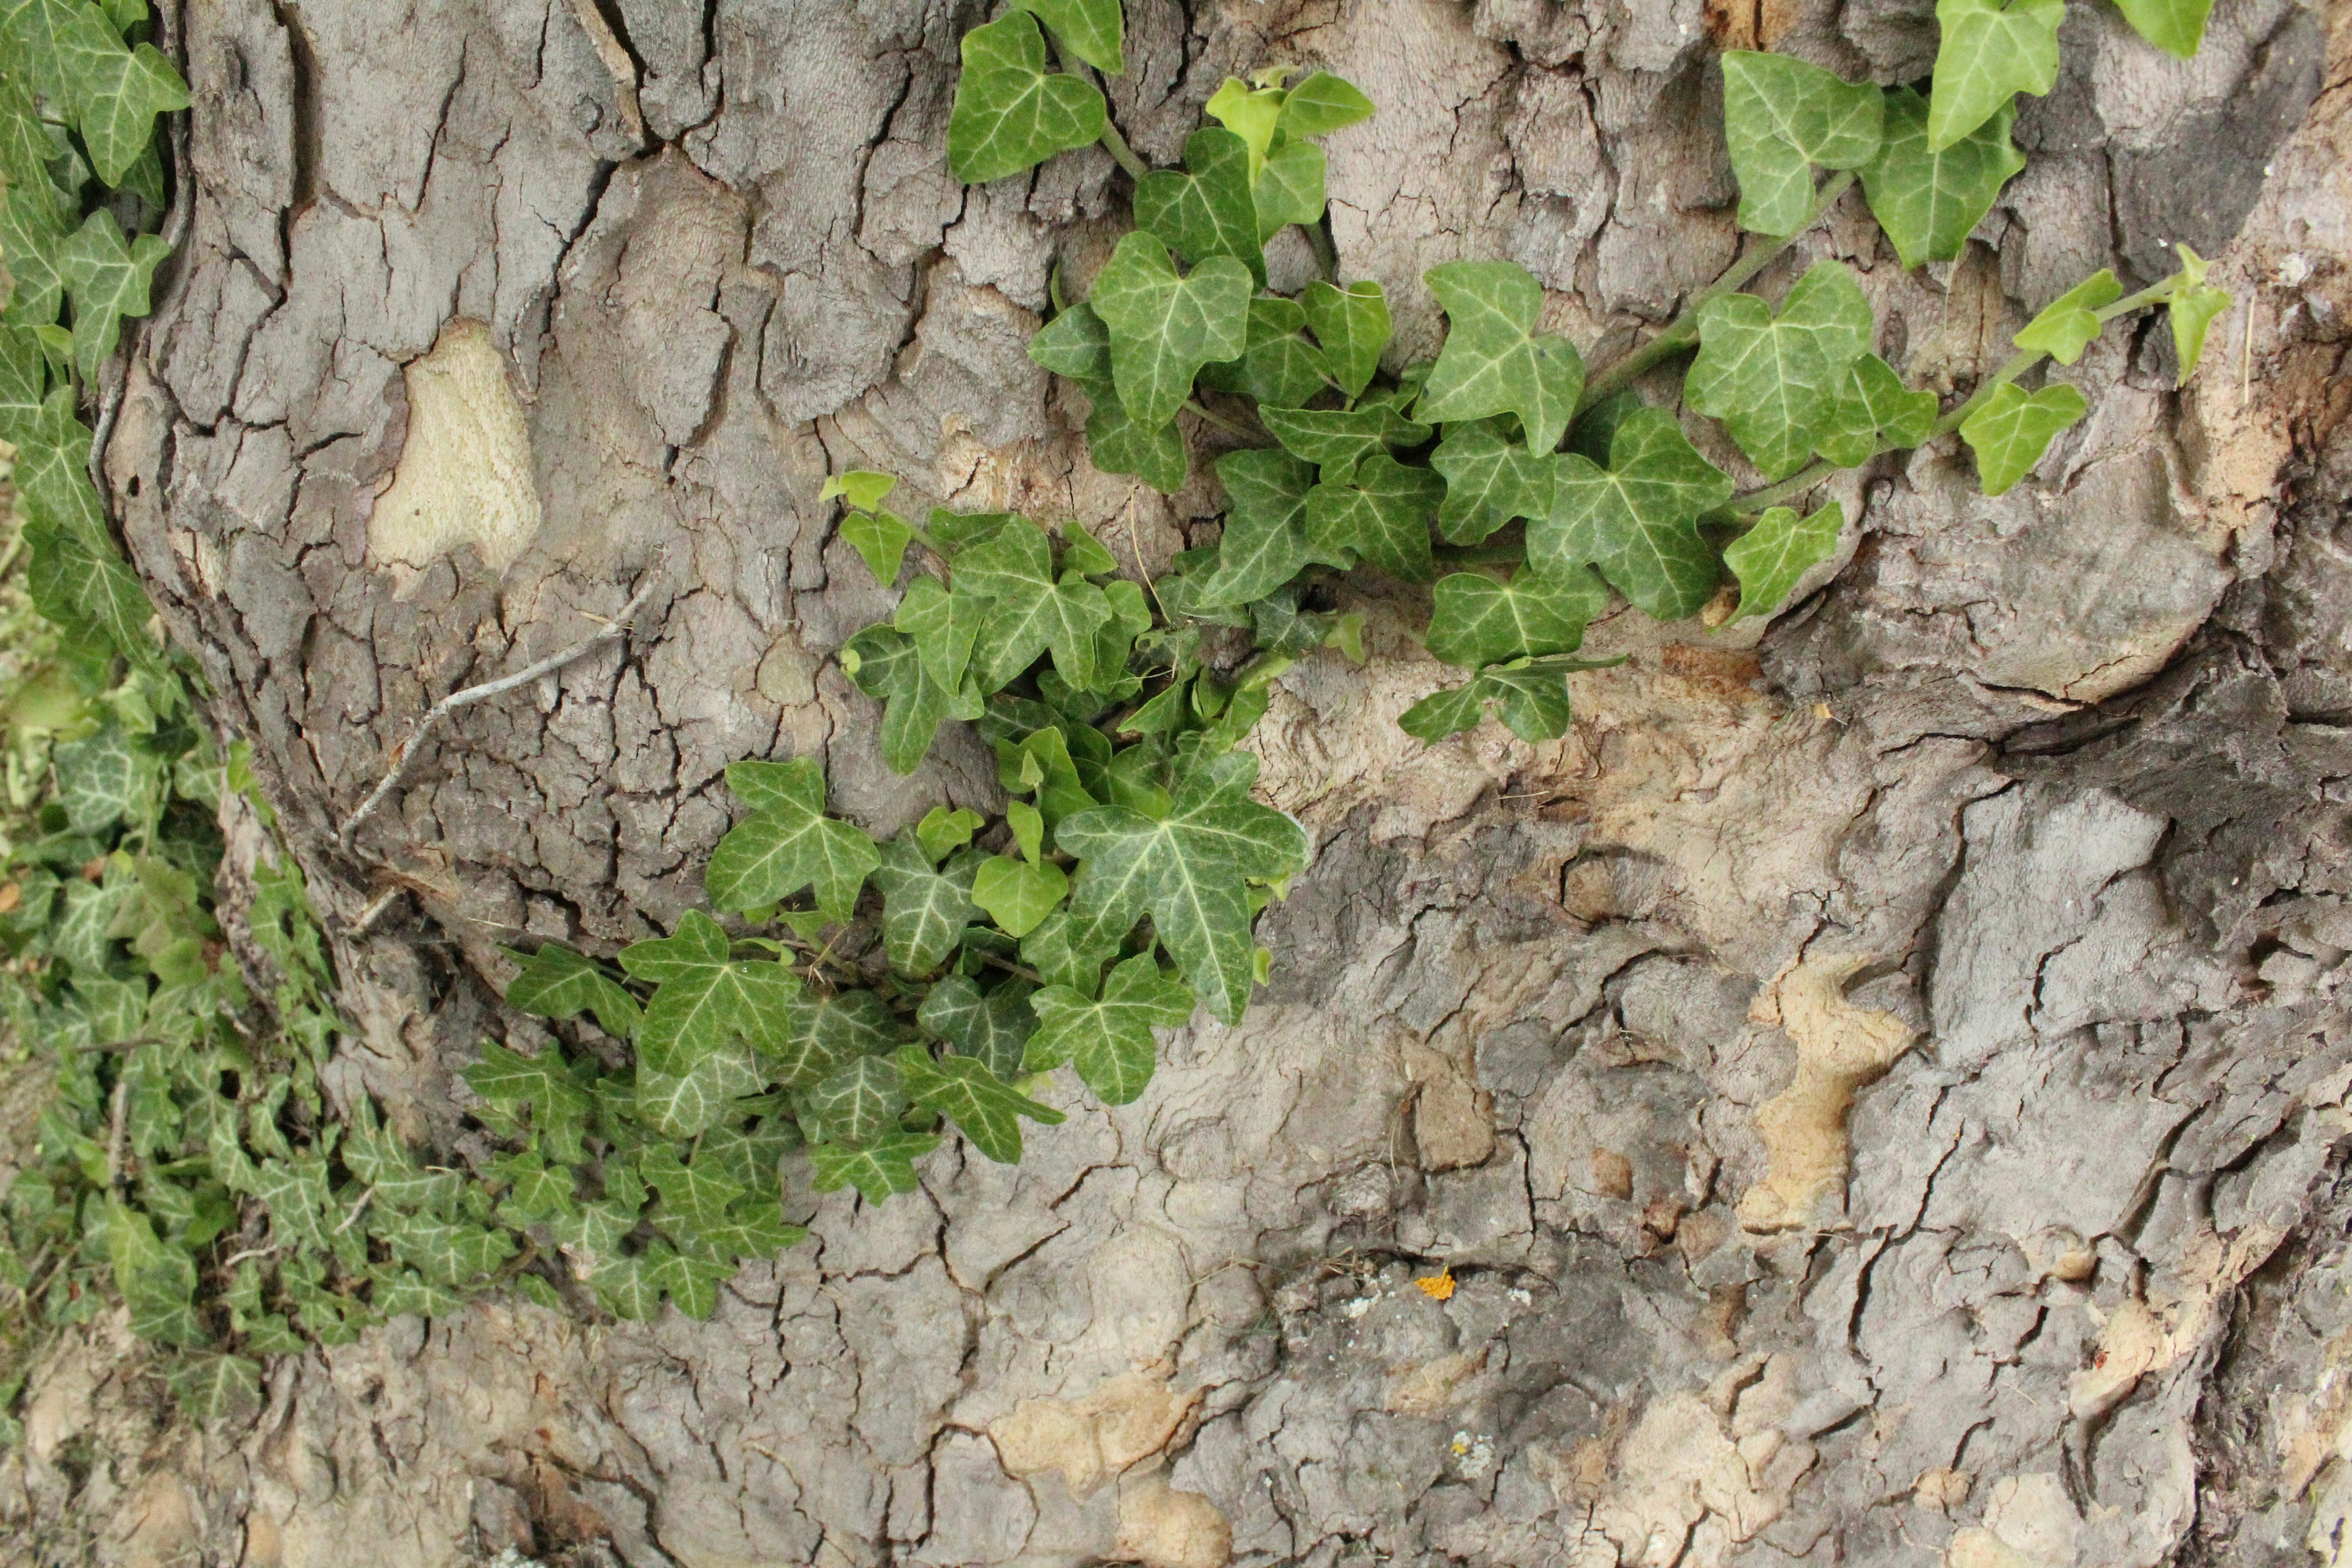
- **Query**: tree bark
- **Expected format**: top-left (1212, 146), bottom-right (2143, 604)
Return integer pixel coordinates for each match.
top-left (7, 0), bottom-right (2351, 1564)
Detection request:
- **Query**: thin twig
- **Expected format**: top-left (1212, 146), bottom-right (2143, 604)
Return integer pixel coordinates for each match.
top-left (338, 581), bottom-right (659, 852)
top-left (351, 887), bottom-right (407, 936)
top-left (105, 1075), bottom-right (130, 1193)
top-left (330, 1186), bottom-right (376, 1237)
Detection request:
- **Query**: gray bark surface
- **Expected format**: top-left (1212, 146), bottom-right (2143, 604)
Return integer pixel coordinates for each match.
top-left (5, 0), bottom-right (2351, 1565)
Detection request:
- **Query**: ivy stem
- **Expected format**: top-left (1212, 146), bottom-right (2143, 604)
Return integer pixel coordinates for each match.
top-left (1578, 170), bottom-right (1860, 416)
top-left (1185, 399), bottom-right (1256, 438)
top-left (1097, 114), bottom-right (1151, 184)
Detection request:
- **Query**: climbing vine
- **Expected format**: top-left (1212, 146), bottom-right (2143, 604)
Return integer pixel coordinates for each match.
top-left (0, 0), bottom-right (2242, 1420)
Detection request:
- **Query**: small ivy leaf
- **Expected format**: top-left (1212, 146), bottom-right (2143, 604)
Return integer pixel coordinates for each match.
top-left (465, 1040), bottom-right (593, 1143)
top-left (72, 40), bottom-right (189, 187)
top-left (2113, 0), bottom-right (2212, 57)
top-left (0, 185), bottom-right (67, 326)
top-left (1198, 295), bottom-right (1334, 408)
top-left (947, 10), bottom-right (1107, 184)
top-left (1136, 127), bottom-right (1265, 284)
top-left (619, 910), bottom-right (804, 1077)
top-left (998, 724), bottom-right (1099, 828)
top-left (1302, 279), bottom-right (1392, 400)
top-left (1479, 660), bottom-right (1586, 743)
top-left (589, 1252), bottom-right (665, 1320)
top-left (0, 322), bottom-right (44, 444)
top-left (380, 1208), bottom-right (519, 1287)
top-left (697, 1204), bottom-right (806, 1260)
top-left (1251, 138), bottom-right (1327, 243)
top-left (1533, 407), bottom-right (1734, 621)
top-left (892, 575), bottom-right (980, 699)
top-left (1816, 353), bottom-right (1940, 467)
top-left (1275, 71), bottom-right (1375, 139)
top-left (1029, 302), bottom-right (1115, 381)
top-left (972, 853), bottom-right (1070, 938)
top-left (2168, 284), bottom-right (2231, 387)
top-left (1926, 0), bottom-right (2063, 152)
top-left (771, 989), bottom-right (905, 1088)
top-left (1014, 0), bottom-right (1124, 74)
top-left (839, 508), bottom-right (914, 586)
top-left (104, 1197), bottom-right (203, 1345)
top-left (1725, 501), bottom-right (1844, 620)
top-left (1425, 566), bottom-right (1610, 669)
top-left (1686, 260), bottom-right (1876, 481)
top-left (165, 1353), bottom-right (263, 1423)
top-left (706, 759), bottom-right (880, 919)
top-left (1260, 404), bottom-right (1430, 471)
top-left (1083, 380), bottom-right (1189, 495)
top-left (843, 623), bottom-right (952, 773)
top-left (1861, 88), bottom-right (2025, 270)
top-left (1090, 232), bottom-right (1252, 430)
top-left (1430, 418), bottom-right (1556, 545)
top-left (798, 1055), bottom-right (906, 1148)
top-left (819, 470), bottom-right (897, 511)
top-left (1398, 681), bottom-right (1487, 744)
top-left (491, 1150), bottom-right (578, 1223)
top-left (1057, 749), bottom-right (1309, 1024)
top-left (809, 1130), bottom-right (939, 1203)
top-left (1204, 76), bottom-right (1283, 176)
top-left (1059, 522), bottom-right (1121, 578)
top-left (1413, 261), bottom-right (1585, 454)
top-left (1720, 51), bottom-right (1885, 237)
top-left (1960, 380), bottom-right (2088, 496)
top-left (636, 1037), bottom-right (762, 1139)
top-left (1027, 952), bottom-right (1196, 1102)
top-left (503, 943), bottom-right (642, 1039)
top-left (871, 835), bottom-right (980, 976)
top-left (56, 212), bottom-right (169, 379)
top-left (958, 516), bottom-right (1118, 690)
top-left (895, 1044), bottom-right (1065, 1165)
top-left (1008, 798), bottom-right (1047, 862)
top-left (1020, 908), bottom-right (1119, 997)
top-left (1193, 447), bottom-right (1326, 608)
top-left (2013, 270), bottom-right (2123, 366)
top-left (919, 973), bottom-right (1040, 1081)
top-left (1304, 453), bottom-right (1444, 581)
top-left (648, 1246), bottom-right (731, 1320)
top-left (638, 1144), bottom-right (749, 1234)
top-left (916, 805), bottom-right (985, 864)
top-left (53, 725), bottom-right (142, 832)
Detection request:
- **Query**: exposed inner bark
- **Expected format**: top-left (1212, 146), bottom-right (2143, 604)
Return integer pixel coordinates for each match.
top-left (6, 0), bottom-right (2352, 1565)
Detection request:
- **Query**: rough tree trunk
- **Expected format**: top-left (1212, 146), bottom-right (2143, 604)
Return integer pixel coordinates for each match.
top-left (6, 0), bottom-right (2351, 1564)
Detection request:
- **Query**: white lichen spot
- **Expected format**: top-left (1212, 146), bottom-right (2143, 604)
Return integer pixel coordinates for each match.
top-left (368, 319), bottom-right (541, 596)
top-left (1508, 1287), bottom-right (1533, 1305)
top-left (1451, 1431), bottom-right (1496, 1479)
top-left (1344, 1295), bottom-right (1374, 1318)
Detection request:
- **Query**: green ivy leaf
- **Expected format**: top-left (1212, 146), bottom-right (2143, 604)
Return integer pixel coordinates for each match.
top-left (1303, 453), bottom-right (1444, 581)
top-left (1686, 260), bottom-right (1875, 480)
top-left (892, 576), bottom-right (980, 702)
top-left (1252, 139), bottom-right (1326, 242)
top-left (999, 724), bottom-right (1099, 828)
top-left (1426, 566), bottom-right (1610, 668)
top-left (840, 508), bottom-right (913, 586)
top-left (916, 805), bottom-right (985, 863)
top-left (1301, 279), bottom-right (1391, 400)
top-left (464, 1040), bottom-right (593, 1143)
top-left (1720, 51), bottom-right (1885, 237)
top-left (919, 972), bottom-right (1039, 1080)
top-left (635, 1036), bottom-right (762, 1139)
top-left (895, 1044), bottom-right (1064, 1165)
top-left (706, 760), bottom-right (879, 920)
top-left (2013, 270), bottom-right (2122, 365)
top-left (503, 943), bottom-right (642, 1039)
top-left (618, 910), bottom-right (804, 1077)
top-left (1276, 72), bottom-right (1375, 139)
top-left (1927, 0), bottom-right (2063, 151)
top-left (0, 183), bottom-right (67, 325)
top-left (1861, 88), bottom-right (2025, 270)
top-left (1019, 908), bottom-right (1119, 997)
top-left (870, 835), bottom-right (980, 975)
top-left (1084, 381), bottom-right (1189, 495)
top-left (1015, 0), bottom-right (1124, 74)
top-left (650, 1246), bottom-right (733, 1319)
top-left (4, 0), bottom-right (188, 185)
top-left (696, 1203), bottom-right (806, 1260)
top-left (1197, 296), bottom-right (1334, 409)
top-left (639, 1143), bottom-right (749, 1234)
top-left (1027, 952), bottom-right (1196, 1103)
top-left (772, 988), bottom-right (906, 1087)
top-left (799, 1054), bottom-right (906, 1147)
top-left (589, 1251), bottom-right (665, 1319)
top-left (53, 725), bottom-right (141, 832)
top-left (1204, 76), bottom-right (1282, 176)
top-left (1030, 302), bottom-right (1114, 381)
top-left (1090, 232), bottom-right (1251, 430)
top-left (809, 1130), bottom-right (938, 1203)
top-left (1056, 750), bottom-right (1308, 1024)
top-left (843, 623), bottom-right (952, 774)
top-left (1135, 127), bottom-right (1264, 284)
top-left (490, 1150), bottom-right (577, 1223)
top-left (104, 1197), bottom-right (201, 1345)
top-left (1260, 403), bottom-right (1430, 471)
top-left (379, 1208), bottom-right (518, 1287)
top-left (1959, 379), bottom-right (2087, 496)
top-left (1430, 417), bottom-right (1556, 545)
top-left (0, 322), bottom-right (45, 443)
top-left (1533, 407), bottom-right (1734, 620)
top-left (164, 1352), bottom-right (263, 1423)
top-left (2168, 284), bottom-right (2231, 387)
top-left (820, 470), bottom-right (897, 511)
top-left (1816, 353), bottom-right (1940, 466)
top-left (1400, 657), bottom-right (1611, 745)
top-left (947, 10), bottom-right (1107, 184)
top-left (1413, 260), bottom-right (1585, 454)
top-left (1194, 447), bottom-right (1327, 608)
top-left (1725, 501), bottom-right (1843, 619)
top-left (971, 853), bottom-right (1070, 938)
top-left (958, 516), bottom-right (1118, 691)
top-left (2113, 0), bottom-right (2212, 56)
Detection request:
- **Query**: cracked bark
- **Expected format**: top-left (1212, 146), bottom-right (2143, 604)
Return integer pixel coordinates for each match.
top-left (5, 0), bottom-right (2352, 1566)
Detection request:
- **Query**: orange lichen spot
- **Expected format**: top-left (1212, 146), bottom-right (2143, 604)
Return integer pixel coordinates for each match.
top-left (1415, 1269), bottom-right (1456, 1301)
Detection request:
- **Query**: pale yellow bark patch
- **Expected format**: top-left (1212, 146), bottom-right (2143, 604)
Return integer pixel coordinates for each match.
top-left (368, 320), bottom-right (541, 593)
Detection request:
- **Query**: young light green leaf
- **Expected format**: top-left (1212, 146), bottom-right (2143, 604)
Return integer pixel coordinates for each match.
top-left (972, 854), bottom-right (1070, 938)
top-left (1960, 380), bottom-right (2087, 495)
top-left (820, 470), bottom-right (898, 511)
top-left (920, 972), bottom-right (1038, 1079)
top-left (1426, 567), bottom-right (1610, 669)
top-left (1083, 381), bottom-right (1189, 495)
top-left (871, 835), bottom-right (979, 975)
top-left (1135, 127), bottom-right (1264, 284)
top-left (1430, 417), bottom-right (1556, 544)
top-left (2168, 284), bottom-right (2230, 387)
top-left (2014, 270), bottom-right (2122, 365)
top-left (1304, 453), bottom-right (1444, 581)
top-left (798, 1055), bottom-right (906, 1148)
top-left (706, 759), bottom-right (880, 919)
top-left (1413, 261), bottom-right (1584, 453)
top-left (1862, 88), bottom-right (2025, 270)
top-left (2113, 0), bottom-right (2212, 57)
top-left (840, 508), bottom-right (913, 586)
top-left (635, 1036), bottom-right (762, 1139)
top-left (1816, 353), bottom-right (1940, 466)
top-left (1686, 260), bottom-right (1875, 480)
top-left (1015, 0), bottom-right (1124, 74)
top-left (1259, 403), bottom-right (1430, 471)
top-left (895, 1043), bottom-right (1065, 1164)
top-left (1056, 750), bottom-right (1308, 1024)
top-left (1027, 951), bottom-right (1198, 1103)
top-left (809, 1130), bottom-right (939, 1203)
top-left (1204, 76), bottom-right (1282, 176)
top-left (843, 623), bottom-right (952, 772)
top-left (1302, 279), bottom-right (1392, 400)
top-left (503, 943), bottom-right (642, 1039)
top-left (1725, 501), bottom-right (1844, 619)
top-left (1927, 0), bottom-right (2063, 150)
top-left (1089, 232), bottom-right (1252, 430)
top-left (1000, 724), bottom-right (1100, 828)
top-left (947, 9), bottom-right (1107, 184)
top-left (1533, 407), bottom-right (1734, 620)
top-left (1197, 295), bottom-right (1334, 408)
top-left (619, 910), bottom-right (804, 1076)
top-left (165, 1353), bottom-right (263, 1423)
top-left (1252, 138), bottom-right (1326, 242)
top-left (1720, 51), bottom-right (1885, 236)
top-left (1275, 71), bottom-right (1375, 139)
top-left (958, 516), bottom-right (1117, 691)
top-left (1193, 447), bottom-right (1326, 608)
top-left (1008, 797), bottom-right (1046, 862)
top-left (1030, 301), bottom-right (1115, 381)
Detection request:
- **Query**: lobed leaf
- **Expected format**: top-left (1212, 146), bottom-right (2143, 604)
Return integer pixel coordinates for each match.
top-left (799, 1054), bottom-right (907, 1147)
top-left (870, 835), bottom-right (980, 975)
top-left (1532, 407), bottom-right (1734, 621)
top-left (1724, 501), bottom-right (1844, 620)
top-left (843, 624), bottom-right (952, 774)
top-left (1425, 567), bottom-right (1610, 669)
top-left (947, 10), bottom-right (1107, 184)
top-left (1027, 953), bottom-right (1196, 1102)
top-left (1959, 380), bottom-right (2087, 496)
top-left (809, 1130), bottom-right (939, 1203)
top-left (1816, 353), bottom-right (1940, 467)
top-left (1721, 51), bottom-right (1884, 237)
top-left (1861, 88), bottom-right (2025, 270)
top-left (1303, 454), bottom-right (1444, 581)
top-left (706, 760), bottom-right (879, 919)
top-left (1926, 0), bottom-right (2063, 151)
top-left (1090, 232), bottom-right (1252, 430)
top-left (958, 516), bottom-right (1118, 691)
top-left (1136, 127), bottom-right (1264, 283)
top-left (504, 943), bottom-right (642, 1039)
top-left (971, 853), bottom-right (1070, 939)
top-left (2012, 270), bottom-right (2122, 366)
top-left (1430, 417), bottom-right (1555, 545)
top-left (1413, 260), bottom-right (1584, 453)
top-left (1015, 0), bottom-right (1124, 74)
top-left (1301, 279), bottom-right (1391, 400)
top-left (1193, 447), bottom-right (1327, 608)
top-left (1196, 295), bottom-right (1334, 409)
top-left (895, 1044), bottom-right (1064, 1164)
top-left (1252, 139), bottom-right (1326, 242)
top-left (1686, 261), bottom-right (1875, 481)
top-left (2113, 0), bottom-right (2212, 57)
top-left (635, 1036), bottom-right (762, 1139)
